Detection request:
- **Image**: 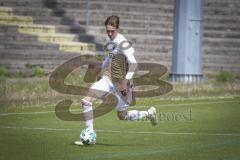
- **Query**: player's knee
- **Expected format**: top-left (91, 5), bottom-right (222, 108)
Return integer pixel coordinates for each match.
top-left (117, 111), bottom-right (127, 120)
top-left (81, 98), bottom-right (92, 107)
top-left (81, 98), bottom-right (93, 113)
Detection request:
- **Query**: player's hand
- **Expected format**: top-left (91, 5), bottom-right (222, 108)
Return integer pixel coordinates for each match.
top-left (118, 79), bottom-right (128, 96)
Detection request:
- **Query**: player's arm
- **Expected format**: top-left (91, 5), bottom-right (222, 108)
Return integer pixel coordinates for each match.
top-left (119, 48), bottom-right (137, 94)
top-left (96, 55), bottom-right (111, 80)
top-left (101, 55), bottom-right (111, 69)
top-left (124, 51), bottom-right (137, 80)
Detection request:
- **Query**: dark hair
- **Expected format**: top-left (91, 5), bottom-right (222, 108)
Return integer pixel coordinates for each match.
top-left (105, 15), bottom-right (119, 29)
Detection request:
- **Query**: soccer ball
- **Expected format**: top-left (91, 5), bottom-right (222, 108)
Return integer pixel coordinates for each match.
top-left (80, 128), bottom-right (97, 145)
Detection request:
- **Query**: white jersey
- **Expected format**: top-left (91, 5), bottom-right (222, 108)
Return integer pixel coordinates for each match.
top-left (102, 33), bottom-right (137, 83)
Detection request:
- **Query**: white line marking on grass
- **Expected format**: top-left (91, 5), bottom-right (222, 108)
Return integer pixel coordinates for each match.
top-left (0, 111), bottom-right (55, 116)
top-left (0, 109), bottom-right (82, 116)
top-left (1, 126), bottom-right (74, 131)
top-left (1, 126), bottom-right (240, 137)
top-left (96, 129), bottom-right (240, 137)
top-left (0, 100), bottom-right (239, 116)
top-left (135, 100), bottom-right (240, 108)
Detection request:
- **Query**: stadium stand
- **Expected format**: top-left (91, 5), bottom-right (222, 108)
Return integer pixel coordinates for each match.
top-left (0, 0), bottom-right (239, 76)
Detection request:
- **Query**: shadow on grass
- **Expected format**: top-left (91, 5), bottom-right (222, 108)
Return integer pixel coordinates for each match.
top-left (70, 142), bottom-right (135, 147)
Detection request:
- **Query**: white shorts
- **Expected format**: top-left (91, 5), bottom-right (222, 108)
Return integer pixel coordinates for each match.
top-left (89, 76), bottom-right (129, 111)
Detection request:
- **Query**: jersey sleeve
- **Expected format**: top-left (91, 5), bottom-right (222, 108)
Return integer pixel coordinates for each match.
top-left (123, 47), bottom-right (137, 80)
top-left (101, 55), bottom-right (111, 69)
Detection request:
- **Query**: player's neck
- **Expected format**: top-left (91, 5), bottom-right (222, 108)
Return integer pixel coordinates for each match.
top-left (110, 33), bottom-right (119, 41)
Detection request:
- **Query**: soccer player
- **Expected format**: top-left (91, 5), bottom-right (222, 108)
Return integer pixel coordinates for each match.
top-left (75, 15), bottom-right (158, 145)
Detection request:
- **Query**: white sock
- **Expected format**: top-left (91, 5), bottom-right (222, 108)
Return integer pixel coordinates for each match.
top-left (124, 110), bottom-right (149, 121)
top-left (82, 101), bottom-right (93, 130)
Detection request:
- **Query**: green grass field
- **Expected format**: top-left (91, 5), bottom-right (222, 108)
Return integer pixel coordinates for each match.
top-left (0, 97), bottom-right (240, 160)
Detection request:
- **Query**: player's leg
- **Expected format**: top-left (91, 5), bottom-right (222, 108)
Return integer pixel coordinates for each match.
top-left (116, 95), bottom-right (158, 126)
top-left (81, 97), bottom-right (93, 130)
top-left (81, 77), bottom-right (111, 129)
top-left (75, 95), bottom-right (95, 146)
top-left (117, 108), bottom-right (158, 126)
